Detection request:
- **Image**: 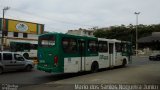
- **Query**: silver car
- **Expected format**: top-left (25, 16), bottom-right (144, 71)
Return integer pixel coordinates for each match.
top-left (0, 52), bottom-right (34, 74)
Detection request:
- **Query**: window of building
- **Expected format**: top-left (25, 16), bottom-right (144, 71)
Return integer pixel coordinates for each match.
top-left (3, 53), bottom-right (12, 60)
top-left (98, 41), bottom-right (108, 52)
top-left (88, 40), bottom-right (98, 52)
top-left (14, 32), bottom-right (18, 37)
top-left (2, 31), bottom-right (8, 36)
top-left (62, 38), bottom-right (77, 53)
top-left (23, 33), bottom-right (28, 38)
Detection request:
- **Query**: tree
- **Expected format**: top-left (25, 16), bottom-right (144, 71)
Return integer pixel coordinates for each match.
top-left (93, 24), bottom-right (160, 45)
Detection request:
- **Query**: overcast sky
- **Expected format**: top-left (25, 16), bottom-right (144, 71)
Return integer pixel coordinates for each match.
top-left (0, 0), bottom-right (160, 33)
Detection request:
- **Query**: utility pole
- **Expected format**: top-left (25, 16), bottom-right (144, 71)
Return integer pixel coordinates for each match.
top-left (134, 12), bottom-right (140, 56)
top-left (1, 6), bottom-right (10, 51)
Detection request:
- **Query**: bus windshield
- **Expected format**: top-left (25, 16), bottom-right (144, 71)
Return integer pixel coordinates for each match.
top-left (39, 35), bottom-right (55, 47)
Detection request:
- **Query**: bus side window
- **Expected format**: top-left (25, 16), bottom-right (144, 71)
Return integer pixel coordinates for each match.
top-left (116, 43), bottom-right (122, 52)
top-left (88, 40), bottom-right (98, 52)
top-left (62, 38), bottom-right (77, 53)
top-left (103, 42), bottom-right (108, 52)
top-left (98, 41), bottom-right (108, 52)
top-left (98, 42), bottom-right (103, 52)
top-left (30, 44), bottom-right (38, 50)
top-left (121, 43), bottom-right (127, 52)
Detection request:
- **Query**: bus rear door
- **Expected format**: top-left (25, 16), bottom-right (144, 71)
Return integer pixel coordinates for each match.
top-left (109, 43), bottom-right (114, 67)
top-left (78, 40), bottom-right (86, 71)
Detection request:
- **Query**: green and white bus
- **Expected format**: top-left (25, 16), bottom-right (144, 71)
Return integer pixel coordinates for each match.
top-left (37, 33), bottom-right (132, 73)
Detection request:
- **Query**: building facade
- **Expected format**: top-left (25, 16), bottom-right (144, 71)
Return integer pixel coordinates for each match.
top-left (0, 18), bottom-right (44, 51)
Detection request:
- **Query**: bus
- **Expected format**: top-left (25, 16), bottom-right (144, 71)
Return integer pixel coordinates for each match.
top-left (10, 42), bottom-right (38, 59)
top-left (37, 33), bottom-right (132, 73)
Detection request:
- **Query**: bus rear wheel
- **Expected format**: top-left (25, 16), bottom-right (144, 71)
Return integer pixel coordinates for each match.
top-left (91, 62), bottom-right (99, 73)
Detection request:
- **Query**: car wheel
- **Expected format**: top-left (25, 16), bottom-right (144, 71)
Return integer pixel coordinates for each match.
top-left (25, 65), bottom-right (32, 71)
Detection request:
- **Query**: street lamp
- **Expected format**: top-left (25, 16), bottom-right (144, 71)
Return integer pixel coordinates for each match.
top-left (134, 12), bottom-right (140, 56)
top-left (1, 6), bottom-right (10, 51)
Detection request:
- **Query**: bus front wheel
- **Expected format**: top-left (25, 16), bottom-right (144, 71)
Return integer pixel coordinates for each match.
top-left (91, 62), bottom-right (99, 73)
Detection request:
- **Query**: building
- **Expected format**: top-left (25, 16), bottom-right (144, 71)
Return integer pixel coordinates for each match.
top-left (138, 32), bottom-right (160, 50)
top-left (137, 32), bottom-right (160, 55)
top-left (0, 18), bottom-right (44, 51)
top-left (67, 29), bottom-right (94, 37)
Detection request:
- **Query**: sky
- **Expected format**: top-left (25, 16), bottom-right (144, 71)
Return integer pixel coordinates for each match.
top-left (0, 0), bottom-right (160, 33)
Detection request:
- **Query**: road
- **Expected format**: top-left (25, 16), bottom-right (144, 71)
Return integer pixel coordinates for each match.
top-left (0, 56), bottom-right (160, 90)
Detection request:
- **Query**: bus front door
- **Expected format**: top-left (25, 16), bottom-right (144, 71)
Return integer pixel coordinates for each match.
top-left (78, 40), bottom-right (86, 71)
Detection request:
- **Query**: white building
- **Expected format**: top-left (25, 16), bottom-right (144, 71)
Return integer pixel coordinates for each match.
top-left (67, 29), bottom-right (94, 37)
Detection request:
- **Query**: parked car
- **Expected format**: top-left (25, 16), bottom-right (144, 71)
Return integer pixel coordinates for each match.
top-left (149, 53), bottom-right (160, 61)
top-left (0, 52), bottom-right (35, 74)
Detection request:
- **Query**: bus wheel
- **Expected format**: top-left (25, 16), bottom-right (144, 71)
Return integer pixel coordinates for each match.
top-left (91, 62), bottom-right (99, 73)
top-left (0, 67), bottom-right (3, 74)
top-left (23, 53), bottom-right (29, 59)
top-left (122, 59), bottom-right (127, 67)
top-left (25, 65), bottom-right (32, 71)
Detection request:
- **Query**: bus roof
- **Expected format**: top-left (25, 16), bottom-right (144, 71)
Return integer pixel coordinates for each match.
top-left (39, 32), bottom-right (97, 39)
top-left (98, 38), bottom-right (121, 43)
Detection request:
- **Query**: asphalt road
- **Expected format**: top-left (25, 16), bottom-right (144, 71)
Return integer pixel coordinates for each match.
top-left (1, 56), bottom-right (160, 90)
top-left (0, 67), bottom-right (84, 84)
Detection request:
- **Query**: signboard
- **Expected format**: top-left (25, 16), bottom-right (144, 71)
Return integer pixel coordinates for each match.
top-left (16, 23), bottom-right (29, 32)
